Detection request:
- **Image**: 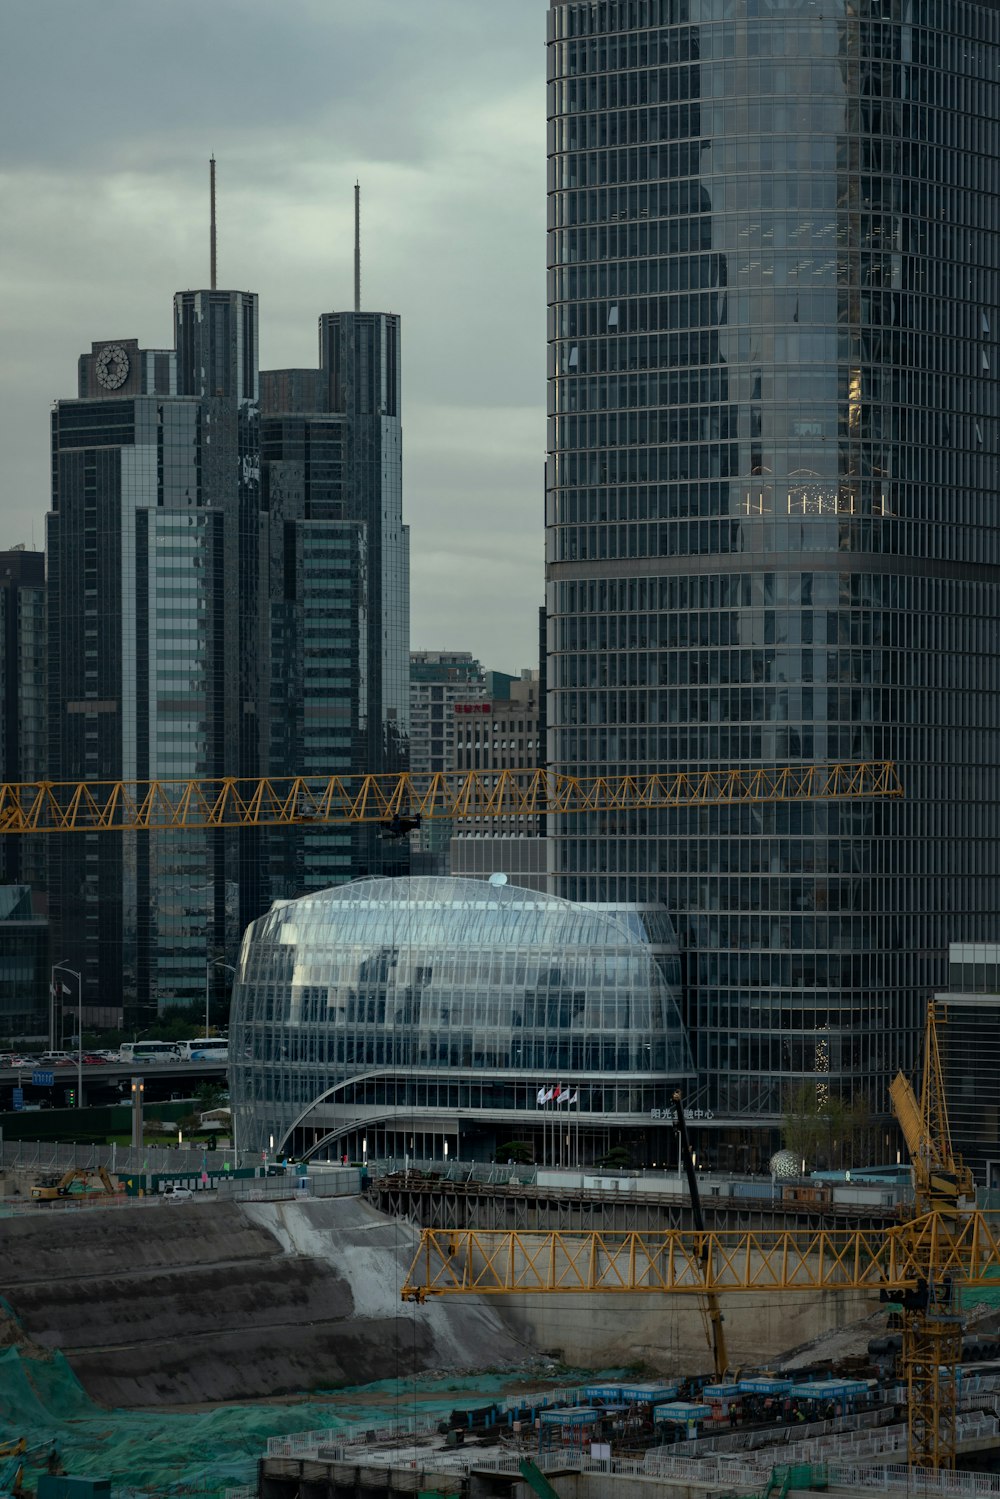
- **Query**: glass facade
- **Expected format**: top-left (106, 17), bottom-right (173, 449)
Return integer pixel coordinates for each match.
top-left (229, 875), bottom-right (692, 1157)
top-left (48, 295), bottom-right (263, 1025)
top-left (48, 294), bottom-right (412, 1024)
top-left (546, 0), bottom-right (1000, 1118)
top-left (937, 992), bottom-right (1000, 1189)
top-left (260, 308), bottom-right (411, 894)
top-left (0, 549), bottom-right (46, 892)
top-left (0, 886), bottom-right (49, 1042)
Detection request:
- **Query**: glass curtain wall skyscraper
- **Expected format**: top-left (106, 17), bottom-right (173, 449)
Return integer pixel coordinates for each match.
top-left (0, 549), bottom-right (46, 891)
top-left (47, 295), bottom-right (262, 1026)
top-left (546, 0), bottom-right (1000, 1123)
top-left (260, 309), bottom-right (410, 895)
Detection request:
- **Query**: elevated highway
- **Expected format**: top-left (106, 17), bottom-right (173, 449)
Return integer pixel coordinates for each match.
top-left (0, 1058), bottom-right (227, 1111)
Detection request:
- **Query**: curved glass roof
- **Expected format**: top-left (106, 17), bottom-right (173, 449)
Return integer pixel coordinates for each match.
top-left (230, 876), bottom-right (693, 1154)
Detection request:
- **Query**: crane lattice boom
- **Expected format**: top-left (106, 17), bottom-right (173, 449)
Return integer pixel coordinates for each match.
top-left (0, 760), bottom-right (902, 833)
top-left (401, 1215), bottom-right (1000, 1303)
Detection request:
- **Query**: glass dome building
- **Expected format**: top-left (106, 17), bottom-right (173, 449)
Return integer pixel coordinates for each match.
top-left (229, 875), bottom-right (693, 1161)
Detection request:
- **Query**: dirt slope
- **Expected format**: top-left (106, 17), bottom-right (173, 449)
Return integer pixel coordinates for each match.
top-left (1, 1195), bottom-right (530, 1406)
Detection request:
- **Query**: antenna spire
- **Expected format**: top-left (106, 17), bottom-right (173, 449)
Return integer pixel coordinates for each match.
top-left (354, 180), bottom-right (361, 313)
top-left (210, 156), bottom-right (217, 291)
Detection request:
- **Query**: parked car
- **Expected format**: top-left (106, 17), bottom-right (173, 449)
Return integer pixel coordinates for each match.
top-left (160, 1184), bottom-right (194, 1202)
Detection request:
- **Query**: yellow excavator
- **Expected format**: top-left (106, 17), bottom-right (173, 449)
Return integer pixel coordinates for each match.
top-left (31, 1166), bottom-right (119, 1203)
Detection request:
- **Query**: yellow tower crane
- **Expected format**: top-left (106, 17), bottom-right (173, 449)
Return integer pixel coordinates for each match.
top-left (401, 1006), bottom-right (993, 1474)
top-left (0, 760), bottom-right (902, 832)
top-left (886, 1001), bottom-right (977, 1468)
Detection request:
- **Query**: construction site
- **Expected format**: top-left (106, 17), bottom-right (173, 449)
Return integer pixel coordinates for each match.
top-left (0, 767), bottom-right (998, 1495)
top-left (0, 1006), bottom-right (998, 1499)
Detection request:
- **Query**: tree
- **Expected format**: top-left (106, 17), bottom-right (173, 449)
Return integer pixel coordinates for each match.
top-left (781, 1082), bottom-right (826, 1167)
top-left (782, 1083), bottom-right (874, 1170)
top-left (495, 1140), bottom-right (533, 1165)
top-left (196, 1081), bottom-right (228, 1113)
top-left (598, 1145), bottom-right (631, 1169)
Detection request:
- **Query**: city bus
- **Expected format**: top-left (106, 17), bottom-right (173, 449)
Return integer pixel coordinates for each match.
top-left (118, 1040), bottom-right (180, 1064)
top-left (178, 1038), bottom-right (229, 1062)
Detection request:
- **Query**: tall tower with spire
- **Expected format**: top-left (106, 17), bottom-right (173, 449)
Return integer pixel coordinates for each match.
top-left (259, 186), bottom-right (410, 894)
top-left (46, 161), bottom-right (263, 1028)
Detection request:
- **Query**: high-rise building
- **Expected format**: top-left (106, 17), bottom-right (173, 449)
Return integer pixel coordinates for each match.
top-left (545, 0), bottom-right (1000, 1131)
top-left (260, 308), bottom-right (410, 893)
top-left (0, 886), bottom-right (49, 1042)
top-left (452, 670), bottom-right (543, 826)
top-left (0, 548), bottom-right (46, 889)
top-left (449, 668), bottom-right (547, 891)
top-left (47, 294), bottom-right (262, 1026)
top-left (409, 651), bottom-right (487, 866)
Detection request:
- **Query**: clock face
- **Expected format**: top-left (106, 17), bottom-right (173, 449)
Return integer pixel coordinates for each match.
top-left (95, 343), bottom-right (130, 390)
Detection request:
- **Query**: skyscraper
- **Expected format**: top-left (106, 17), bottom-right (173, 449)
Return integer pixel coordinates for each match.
top-left (48, 293), bottom-right (262, 1026)
top-left (0, 547), bottom-right (45, 889)
top-left (260, 307), bottom-right (410, 893)
top-left (545, 0), bottom-right (1000, 1132)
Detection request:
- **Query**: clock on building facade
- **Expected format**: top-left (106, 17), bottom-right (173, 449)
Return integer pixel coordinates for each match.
top-left (94, 343), bottom-right (130, 390)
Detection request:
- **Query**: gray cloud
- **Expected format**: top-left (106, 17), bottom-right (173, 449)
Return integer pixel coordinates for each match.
top-left (0, 0), bottom-right (546, 672)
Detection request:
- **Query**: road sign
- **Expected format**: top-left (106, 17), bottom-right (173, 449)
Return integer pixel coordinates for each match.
top-left (32, 1070), bottom-right (54, 1087)
top-left (12, 1088), bottom-right (23, 1110)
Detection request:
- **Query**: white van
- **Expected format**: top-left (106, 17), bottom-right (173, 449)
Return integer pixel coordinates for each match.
top-left (39, 1051), bottom-right (72, 1066)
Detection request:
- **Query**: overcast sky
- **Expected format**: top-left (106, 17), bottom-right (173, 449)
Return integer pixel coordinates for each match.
top-left (0, 0), bottom-right (546, 674)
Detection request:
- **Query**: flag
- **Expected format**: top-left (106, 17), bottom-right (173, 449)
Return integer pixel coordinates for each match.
top-left (536, 1086), bottom-right (548, 1106)
top-left (542, 1086), bottom-right (555, 1104)
top-left (567, 1091), bottom-right (579, 1105)
top-left (552, 1084), bottom-right (562, 1103)
top-left (556, 1086), bottom-right (571, 1104)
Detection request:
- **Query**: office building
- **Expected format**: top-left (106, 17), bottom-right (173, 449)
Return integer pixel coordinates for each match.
top-left (47, 293), bottom-right (262, 1026)
top-left (449, 670), bottom-right (546, 889)
top-left (260, 307), bottom-right (410, 892)
top-left (408, 652), bottom-right (487, 866)
top-left (449, 669), bottom-right (545, 885)
top-left (0, 886), bottom-right (49, 1042)
top-left (229, 874), bottom-right (692, 1160)
top-left (545, 0), bottom-right (1000, 1125)
top-left (937, 945), bottom-right (1000, 1188)
top-left (0, 548), bottom-right (46, 890)
top-left (454, 671), bottom-right (541, 781)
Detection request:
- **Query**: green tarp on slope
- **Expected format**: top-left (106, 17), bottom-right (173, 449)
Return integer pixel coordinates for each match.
top-left (0, 1346), bottom-right (590, 1499)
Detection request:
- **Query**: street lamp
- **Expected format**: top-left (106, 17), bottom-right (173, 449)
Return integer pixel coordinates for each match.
top-left (52, 961), bottom-right (82, 1110)
top-left (205, 958), bottom-right (236, 1038)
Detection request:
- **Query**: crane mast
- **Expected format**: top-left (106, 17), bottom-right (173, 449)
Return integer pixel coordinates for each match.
top-left (672, 1090), bottom-right (729, 1382)
top-left (888, 1002), bottom-right (976, 1469)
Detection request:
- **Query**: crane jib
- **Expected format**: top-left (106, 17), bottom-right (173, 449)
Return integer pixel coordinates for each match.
top-left (0, 761), bottom-right (903, 832)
